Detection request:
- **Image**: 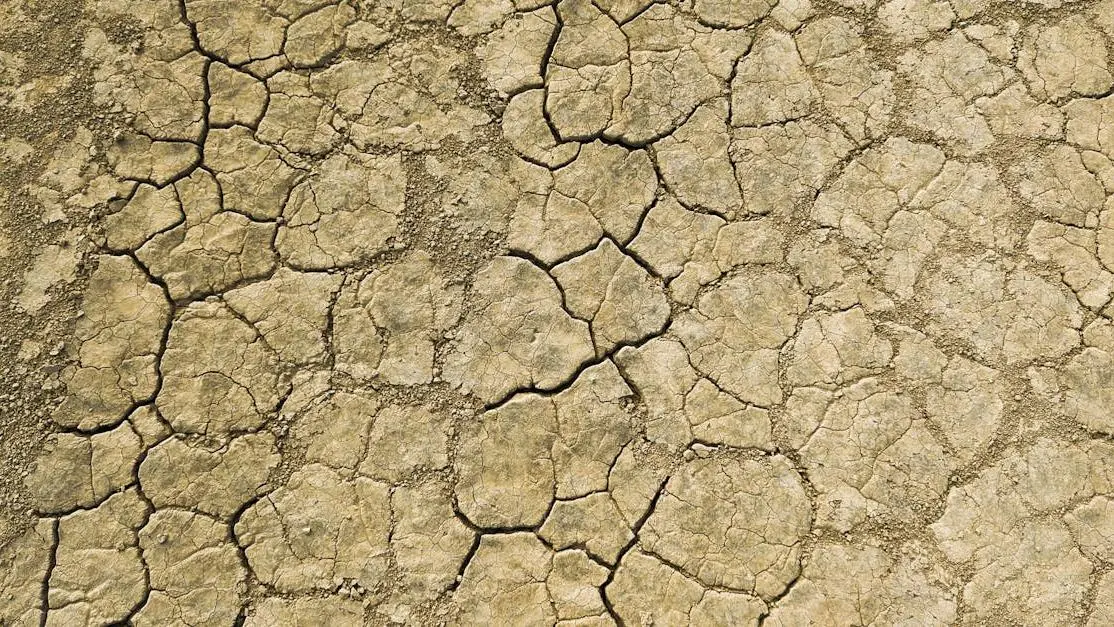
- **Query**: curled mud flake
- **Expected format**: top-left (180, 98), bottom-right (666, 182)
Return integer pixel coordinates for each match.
top-left (333, 252), bottom-right (460, 385)
top-left (284, 2), bottom-right (355, 68)
top-left (107, 133), bottom-right (199, 186)
top-left (654, 99), bottom-right (741, 217)
top-left (52, 255), bottom-right (169, 431)
top-left (731, 30), bottom-right (816, 128)
top-left (245, 597), bottom-right (364, 627)
top-left (502, 89), bottom-right (582, 168)
top-left (225, 268), bottom-right (343, 366)
top-left (184, 0), bottom-right (288, 66)
top-left (25, 422), bottom-right (143, 515)
top-left (674, 270), bottom-right (808, 406)
top-left (1019, 16), bottom-right (1113, 101)
top-left (46, 490), bottom-right (149, 626)
top-left (234, 464), bottom-right (391, 594)
top-left (476, 6), bottom-right (558, 97)
top-left (133, 509), bottom-right (246, 626)
top-left (547, 550), bottom-right (609, 621)
top-left (138, 432), bottom-right (279, 519)
top-left (786, 307), bottom-right (893, 388)
top-left (277, 152), bottom-right (404, 270)
top-left (923, 258), bottom-right (1082, 365)
top-left (607, 549), bottom-right (766, 624)
top-left (441, 256), bottom-right (594, 403)
top-left (204, 126), bottom-right (303, 221)
top-left (454, 394), bottom-right (558, 528)
top-left (390, 481), bottom-right (475, 606)
top-left (798, 380), bottom-right (954, 530)
top-left (552, 238), bottom-right (670, 355)
top-left (641, 455), bottom-right (811, 599)
top-left (452, 533), bottom-right (556, 625)
top-left (257, 72), bottom-right (340, 156)
top-left (539, 493), bottom-right (633, 564)
top-left (157, 301), bottom-right (288, 435)
top-left (0, 519), bottom-right (54, 626)
top-left (795, 17), bottom-right (895, 142)
top-left (208, 62), bottom-right (268, 128)
top-left (764, 542), bottom-right (957, 626)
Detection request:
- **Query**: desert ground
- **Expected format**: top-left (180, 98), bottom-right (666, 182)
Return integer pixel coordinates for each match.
top-left (2, 0), bottom-right (1114, 624)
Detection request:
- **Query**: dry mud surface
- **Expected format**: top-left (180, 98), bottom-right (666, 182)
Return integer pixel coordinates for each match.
top-left (3, 0), bottom-right (1114, 625)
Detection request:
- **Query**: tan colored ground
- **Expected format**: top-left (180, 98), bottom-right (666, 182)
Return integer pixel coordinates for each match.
top-left (2, 0), bottom-right (1114, 624)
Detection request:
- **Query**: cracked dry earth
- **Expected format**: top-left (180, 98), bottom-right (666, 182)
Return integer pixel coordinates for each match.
top-left (7, 0), bottom-right (1114, 626)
